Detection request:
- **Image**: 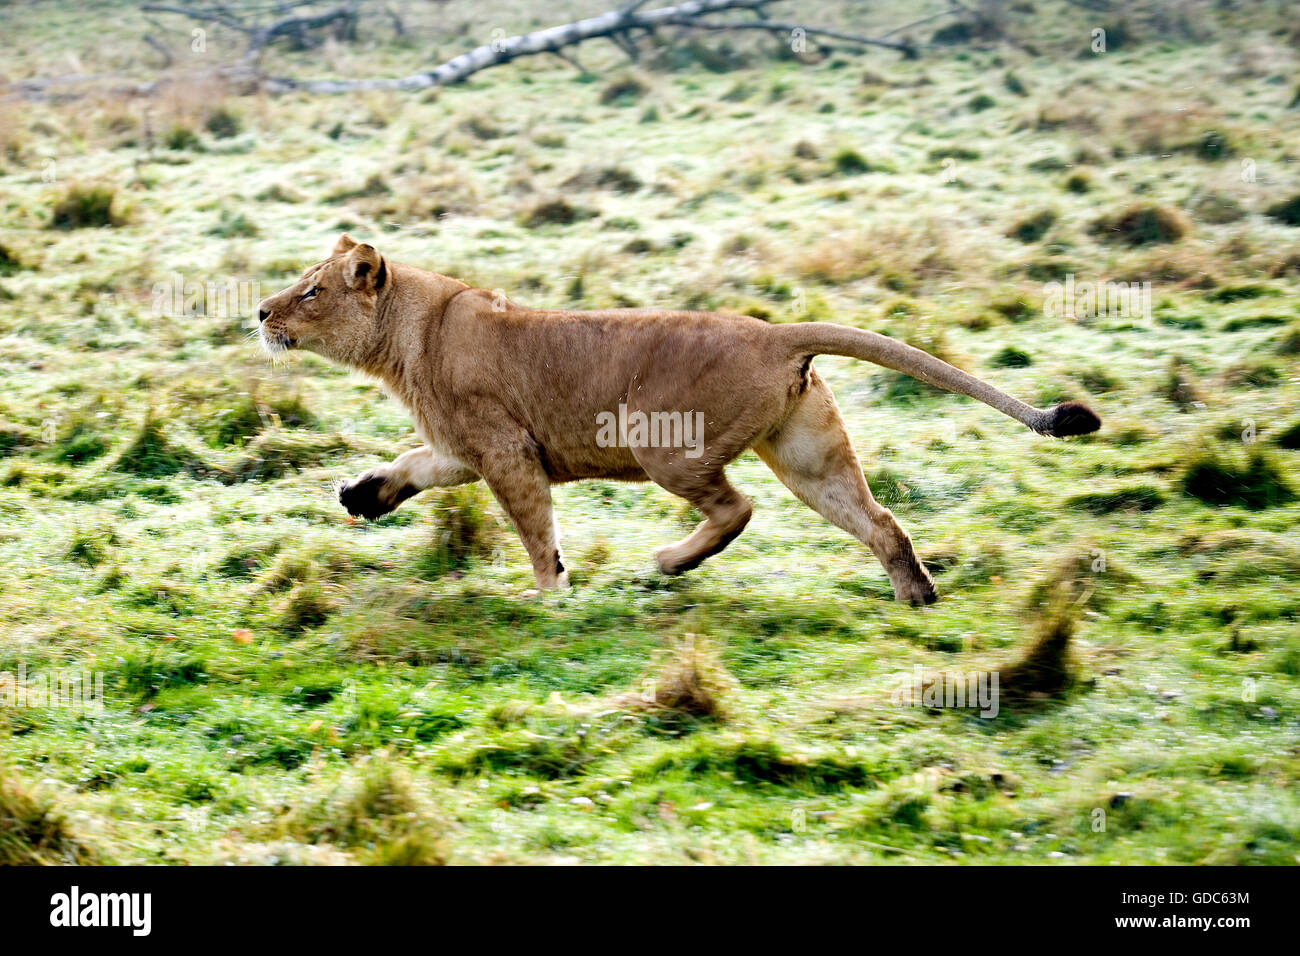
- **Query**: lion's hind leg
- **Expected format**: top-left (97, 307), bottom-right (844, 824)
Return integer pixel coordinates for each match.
top-left (753, 376), bottom-right (937, 605)
top-left (649, 473), bottom-right (753, 576)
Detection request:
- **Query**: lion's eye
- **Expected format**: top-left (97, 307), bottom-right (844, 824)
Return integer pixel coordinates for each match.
top-left (302, 287), bottom-right (320, 300)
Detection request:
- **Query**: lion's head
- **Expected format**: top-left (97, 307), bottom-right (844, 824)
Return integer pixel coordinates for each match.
top-left (257, 234), bottom-right (387, 365)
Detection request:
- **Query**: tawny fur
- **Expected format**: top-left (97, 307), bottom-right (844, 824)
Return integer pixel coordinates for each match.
top-left (257, 235), bottom-right (1101, 603)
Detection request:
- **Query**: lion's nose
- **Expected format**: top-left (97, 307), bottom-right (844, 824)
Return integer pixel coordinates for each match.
top-left (258, 307), bottom-right (270, 323)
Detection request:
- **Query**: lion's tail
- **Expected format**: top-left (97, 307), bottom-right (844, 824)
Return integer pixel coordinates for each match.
top-left (775, 322), bottom-right (1100, 437)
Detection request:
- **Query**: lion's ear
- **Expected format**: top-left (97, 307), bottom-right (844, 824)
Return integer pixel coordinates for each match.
top-left (332, 233), bottom-right (359, 256)
top-left (343, 242), bottom-right (385, 292)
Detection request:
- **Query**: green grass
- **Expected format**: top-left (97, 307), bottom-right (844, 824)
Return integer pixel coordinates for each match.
top-left (0, 0), bottom-right (1298, 865)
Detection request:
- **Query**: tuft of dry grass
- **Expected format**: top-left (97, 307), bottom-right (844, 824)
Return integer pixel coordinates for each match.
top-left (0, 767), bottom-right (100, 865)
top-left (996, 579), bottom-right (1082, 702)
top-left (918, 554), bottom-right (1087, 712)
top-left (49, 183), bottom-right (122, 230)
top-left (417, 483), bottom-right (503, 577)
top-left (612, 634), bottom-right (735, 720)
top-left (1092, 203), bottom-right (1190, 246)
top-left (520, 197), bottom-right (593, 228)
top-left (269, 758), bottom-right (447, 866)
top-left (1161, 356), bottom-right (1204, 410)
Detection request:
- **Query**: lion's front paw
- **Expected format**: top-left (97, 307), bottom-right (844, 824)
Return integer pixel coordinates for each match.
top-left (338, 472), bottom-right (397, 520)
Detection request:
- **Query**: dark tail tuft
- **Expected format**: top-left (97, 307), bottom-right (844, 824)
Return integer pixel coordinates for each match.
top-left (1043, 401), bottom-right (1101, 437)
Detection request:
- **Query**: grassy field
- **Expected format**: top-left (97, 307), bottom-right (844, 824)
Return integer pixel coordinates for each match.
top-left (1, 0), bottom-right (1299, 864)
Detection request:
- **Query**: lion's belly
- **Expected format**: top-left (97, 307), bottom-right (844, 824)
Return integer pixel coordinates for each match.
top-left (535, 433), bottom-right (650, 483)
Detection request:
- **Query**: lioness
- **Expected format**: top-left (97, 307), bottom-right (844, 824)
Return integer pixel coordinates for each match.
top-left (257, 235), bottom-right (1100, 604)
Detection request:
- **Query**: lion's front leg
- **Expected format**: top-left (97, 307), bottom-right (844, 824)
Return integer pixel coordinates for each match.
top-left (339, 446), bottom-right (478, 520)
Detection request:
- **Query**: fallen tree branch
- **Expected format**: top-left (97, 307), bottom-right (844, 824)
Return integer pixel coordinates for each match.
top-left (143, 33), bottom-right (177, 69)
top-left (263, 0), bottom-right (963, 93)
top-left (139, 0), bottom-right (365, 65)
top-left (266, 0), bottom-right (782, 92)
top-left (6, 0), bottom-right (971, 101)
top-left (665, 18), bottom-right (920, 57)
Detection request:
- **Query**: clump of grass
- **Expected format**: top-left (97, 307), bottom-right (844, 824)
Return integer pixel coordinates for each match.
top-left (164, 123), bottom-right (203, 150)
top-left (1264, 194), bottom-right (1300, 227)
top-left (1077, 367), bottom-right (1119, 393)
top-left (112, 409), bottom-right (201, 477)
top-left (1020, 257), bottom-right (1074, 282)
top-left (205, 107), bottom-right (241, 139)
top-left (0, 768), bottom-right (100, 865)
top-left (208, 210), bottom-right (259, 238)
top-left (613, 634), bottom-right (735, 720)
top-left (205, 391), bottom-right (315, 447)
top-left (968, 93), bottom-right (997, 112)
top-left (1006, 209), bottom-right (1056, 243)
top-left (1206, 284), bottom-right (1275, 304)
top-left (831, 148), bottom-right (871, 175)
top-left (65, 523), bottom-right (120, 566)
top-left (562, 165), bottom-right (641, 193)
top-left (1161, 356), bottom-right (1203, 410)
top-left (990, 345), bottom-right (1032, 368)
top-left (275, 759), bottom-right (446, 866)
top-left (46, 412), bottom-right (110, 464)
top-left (415, 484), bottom-right (501, 577)
top-left (276, 575), bottom-right (339, 632)
top-left (656, 738), bottom-right (873, 791)
top-left (217, 537), bottom-right (284, 578)
top-left (993, 555), bottom-right (1087, 704)
top-left (1220, 314), bottom-right (1286, 333)
top-left (928, 145), bottom-right (980, 161)
top-left (1190, 191), bottom-right (1245, 224)
top-left (1063, 171), bottom-right (1092, 193)
top-left (1027, 155), bottom-right (1068, 172)
top-left (1275, 325), bottom-right (1300, 356)
top-left (1190, 129), bottom-right (1235, 160)
top-left (600, 75), bottom-right (648, 106)
top-left (0, 424), bottom-right (31, 457)
top-left (991, 293), bottom-right (1034, 321)
top-left (255, 183), bottom-right (303, 203)
top-left (230, 430), bottom-right (348, 482)
top-left (1068, 485), bottom-right (1164, 515)
top-left (1182, 448), bottom-right (1296, 509)
top-left (1222, 362), bottom-right (1280, 389)
top-left (0, 241), bottom-right (23, 276)
top-left (256, 550), bottom-right (345, 631)
top-left (1276, 421), bottom-right (1300, 450)
top-left (324, 173), bottom-right (390, 203)
top-left (460, 115), bottom-right (504, 140)
top-left (1092, 203), bottom-right (1190, 245)
top-left (49, 184), bottom-right (121, 229)
top-left (208, 399), bottom-right (264, 447)
top-left (520, 198), bottom-right (592, 228)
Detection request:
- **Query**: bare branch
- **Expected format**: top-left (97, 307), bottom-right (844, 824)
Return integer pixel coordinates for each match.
top-left (8, 0), bottom-right (969, 101)
top-left (264, 0), bottom-right (940, 94)
top-left (667, 18), bottom-right (919, 57)
top-left (143, 33), bottom-right (176, 68)
top-left (140, 0), bottom-right (365, 65)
